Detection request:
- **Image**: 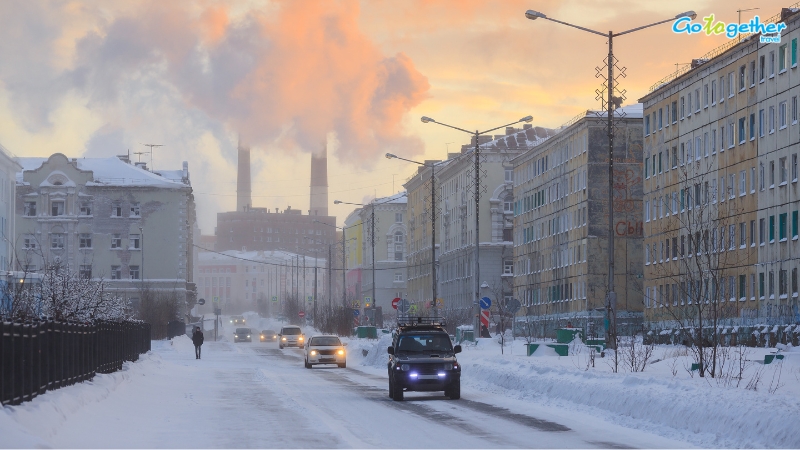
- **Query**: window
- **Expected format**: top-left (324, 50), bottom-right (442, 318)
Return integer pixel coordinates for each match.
top-left (739, 65), bottom-right (746, 90)
top-left (760, 55), bottom-right (766, 81)
top-left (780, 157), bottom-right (788, 184)
top-left (79, 233), bottom-right (92, 249)
top-left (740, 170), bottom-right (746, 196)
top-left (779, 44), bottom-right (787, 72)
top-left (111, 265), bottom-right (121, 280)
top-left (750, 113), bottom-right (755, 140)
top-left (704, 84), bottom-right (709, 107)
top-left (729, 174), bottom-right (735, 199)
top-left (794, 268), bottom-right (799, 297)
top-left (24, 202), bottom-right (36, 216)
top-left (395, 213), bottom-right (403, 223)
top-left (740, 222), bottom-right (746, 247)
top-left (645, 157), bottom-right (649, 178)
top-left (780, 101), bottom-right (788, 129)
top-left (780, 270), bottom-right (788, 298)
top-left (728, 123), bottom-right (734, 148)
top-left (770, 51), bottom-right (775, 77)
top-left (711, 81), bottom-right (716, 104)
top-left (793, 211), bottom-right (799, 239)
top-left (750, 61), bottom-right (756, 86)
top-left (394, 231), bottom-right (405, 261)
top-left (695, 89), bottom-right (700, 112)
top-left (719, 76), bottom-right (725, 102)
top-left (759, 109), bottom-right (765, 137)
top-left (779, 213), bottom-right (787, 241)
top-left (658, 108), bottom-right (663, 129)
top-left (770, 106), bottom-right (775, 133)
top-left (80, 201), bottom-right (92, 216)
top-left (687, 93), bottom-right (692, 114)
top-left (112, 202), bottom-right (122, 217)
top-left (111, 234), bottom-right (122, 249)
top-left (752, 274), bottom-right (757, 300)
top-left (750, 220), bottom-right (756, 246)
top-left (729, 224), bottom-right (735, 250)
top-left (770, 215), bottom-right (775, 242)
top-left (79, 265), bottom-right (92, 279)
top-left (728, 72), bottom-right (734, 97)
top-left (770, 271), bottom-right (775, 298)
top-left (760, 162), bottom-right (765, 190)
top-left (129, 234), bottom-right (141, 250)
top-left (793, 38), bottom-right (798, 67)
top-left (738, 117), bottom-right (746, 144)
top-left (760, 218), bottom-right (766, 245)
top-left (503, 260), bottom-right (513, 275)
top-left (23, 236), bottom-right (37, 249)
top-left (130, 202), bottom-right (140, 217)
top-left (770, 160), bottom-right (775, 187)
top-left (680, 97), bottom-right (685, 118)
top-left (51, 233), bottom-right (65, 249)
top-left (51, 200), bottom-right (64, 216)
top-left (129, 265), bottom-right (140, 280)
top-left (751, 166), bottom-right (756, 192)
top-left (794, 96), bottom-right (798, 124)
top-left (672, 101), bottom-right (677, 123)
top-left (394, 273), bottom-right (403, 282)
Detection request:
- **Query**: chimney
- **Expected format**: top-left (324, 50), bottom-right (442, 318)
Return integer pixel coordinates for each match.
top-left (310, 141), bottom-right (329, 217)
top-left (236, 136), bottom-right (252, 212)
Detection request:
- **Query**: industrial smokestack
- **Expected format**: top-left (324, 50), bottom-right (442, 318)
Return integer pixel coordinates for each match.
top-left (310, 142), bottom-right (328, 216)
top-left (236, 137), bottom-right (252, 212)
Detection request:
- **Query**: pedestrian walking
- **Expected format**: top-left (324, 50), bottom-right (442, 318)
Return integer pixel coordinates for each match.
top-left (480, 324), bottom-right (491, 338)
top-left (192, 326), bottom-right (204, 359)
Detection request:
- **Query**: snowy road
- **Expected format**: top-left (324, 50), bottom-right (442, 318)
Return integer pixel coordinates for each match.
top-left (0, 335), bottom-right (695, 448)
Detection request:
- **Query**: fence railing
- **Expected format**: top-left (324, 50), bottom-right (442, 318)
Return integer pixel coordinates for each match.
top-left (0, 319), bottom-right (151, 406)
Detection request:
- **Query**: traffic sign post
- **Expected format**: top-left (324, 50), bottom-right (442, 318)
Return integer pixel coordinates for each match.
top-left (298, 311), bottom-right (306, 319)
top-left (480, 297), bottom-right (492, 310)
top-left (272, 296), bottom-right (278, 303)
top-left (397, 299), bottom-right (410, 313)
top-left (480, 310), bottom-right (490, 329)
top-left (353, 309), bottom-right (360, 317)
top-left (391, 297), bottom-right (402, 309)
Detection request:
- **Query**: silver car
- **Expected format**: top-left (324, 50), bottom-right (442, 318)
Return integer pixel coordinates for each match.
top-left (278, 325), bottom-right (304, 349)
top-left (304, 335), bottom-right (347, 368)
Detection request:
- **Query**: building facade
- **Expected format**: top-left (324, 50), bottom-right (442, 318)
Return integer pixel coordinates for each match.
top-left (640, 7), bottom-right (800, 329)
top-left (195, 250), bottom-right (325, 317)
top-left (405, 124), bottom-right (557, 319)
top-left (0, 143), bottom-right (21, 272)
top-left (512, 107), bottom-right (645, 335)
top-left (15, 153), bottom-right (196, 312)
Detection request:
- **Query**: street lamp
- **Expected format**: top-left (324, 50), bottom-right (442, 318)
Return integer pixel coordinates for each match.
top-left (524, 8), bottom-right (695, 349)
top-left (418, 114), bottom-right (533, 334)
top-left (385, 153), bottom-right (449, 314)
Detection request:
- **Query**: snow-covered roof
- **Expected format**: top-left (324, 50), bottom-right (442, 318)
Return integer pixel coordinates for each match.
top-left (17, 156), bottom-right (189, 188)
top-left (371, 192), bottom-right (407, 205)
top-left (586, 103), bottom-right (643, 119)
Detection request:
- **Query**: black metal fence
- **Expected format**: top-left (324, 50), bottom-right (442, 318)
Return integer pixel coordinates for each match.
top-left (0, 319), bottom-right (151, 406)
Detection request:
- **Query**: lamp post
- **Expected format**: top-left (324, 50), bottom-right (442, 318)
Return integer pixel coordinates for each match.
top-left (314, 220), bottom-right (350, 308)
top-left (417, 114), bottom-right (533, 333)
top-left (524, 9), bottom-right (695, 349)
top-left (385, 153), bottom-right (448, 313)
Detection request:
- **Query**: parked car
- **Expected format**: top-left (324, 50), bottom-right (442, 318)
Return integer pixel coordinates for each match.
top-left (234, 327), bottom-right (252, 343)
top-left (230, 315), bottom-right (246, 325)
top-left (304, 335), bottom-right (347, 368)
top-left (278, 325), bottom-right (304, 349)
top-left (260, 329), bottom-right (277, 342)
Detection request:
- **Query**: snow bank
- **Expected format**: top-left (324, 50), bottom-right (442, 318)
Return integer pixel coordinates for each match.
top-left (359, 333), bottom-right (392, 369)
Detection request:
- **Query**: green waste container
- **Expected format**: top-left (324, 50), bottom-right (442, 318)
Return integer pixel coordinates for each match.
top-left (526, 343), bottom-right (540, 356)
top-left (356, 326), bottom-right (377, 339)
top-left (546, 343), bottom-right (569, 356)
top-left (556, 328), bottom-right (581, 344)
top-left (456, 327), bottom-right (474, 343)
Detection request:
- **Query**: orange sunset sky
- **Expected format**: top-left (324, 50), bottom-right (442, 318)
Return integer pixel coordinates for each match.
top-left (0, 0), bottom-right (791, 231)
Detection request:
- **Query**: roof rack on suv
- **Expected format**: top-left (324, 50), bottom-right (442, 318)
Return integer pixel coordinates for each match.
top-left (396, 316), bottom-right (446, 328)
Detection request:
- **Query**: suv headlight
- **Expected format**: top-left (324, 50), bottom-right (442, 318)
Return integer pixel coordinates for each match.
top-left (310, 350), bottom-right (317, 356)
top-left (281, 337), bottom-right (287, 341)
top-left (337, 349), bottom-right (345, 355)
top-left (444, 364), bottom-right (453, 371)
top-left (400, 364), bottom-right (410, 371)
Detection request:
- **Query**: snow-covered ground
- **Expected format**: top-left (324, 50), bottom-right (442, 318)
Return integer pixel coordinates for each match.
top-left (1, 317), bottom-right (797, 448)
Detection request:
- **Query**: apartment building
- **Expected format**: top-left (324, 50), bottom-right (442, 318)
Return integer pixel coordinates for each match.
top-left (512, 107), bottom-right (645, 334)
top-left (640, 7), bottom-right (800, 328)
top-left (15, 153), bottom-right (196, 311)
top-left (0, 143), bottom-right (20, 272)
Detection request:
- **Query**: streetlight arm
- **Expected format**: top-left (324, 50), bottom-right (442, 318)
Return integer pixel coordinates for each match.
top-left (425, 121), bottom-right (474, 135)
top-left (614, 16), bottom-right (680, 37)
top-left (477, 118), bottom-right (533, 136)
top-left (539, 16), bottom-right (606, 37)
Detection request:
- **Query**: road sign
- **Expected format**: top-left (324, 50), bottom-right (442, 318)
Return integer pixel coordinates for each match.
top-left (298, 311), bottom-right (306, 318)
top-left (480, 297), bottom-right (492, 310)
top-left (272, 296), bottom-right (278, 303)
top-left (391, 297), bottom-right (401, 309)
top-left (212, 296), bottom-right (220, 304)
top-left (197, 298), bottom-right (205, 305)
top-left (364, 296), bottom-right (371, 306)
top-left (506, 298), bottom-right (521, 315)
top-left (353, 309), bottom-right (360, 317)
top-left (397, 299), bottom-right (410, 313)
top-left (435, 298), bottom-right (444, 308)
top-left (352, 301), bottom-right (361, 309)
top-left (480, 310), bottom-right (490, 328)
top-left (408, 304), bottom-right (419, 315)
top-left (307, 295), bottom-right (313, 303)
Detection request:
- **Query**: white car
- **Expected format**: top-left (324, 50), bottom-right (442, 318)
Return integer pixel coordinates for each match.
top-left (304, 335), bottom-right (347, 368)
top-left (278, 325), bottom-right (304, 349)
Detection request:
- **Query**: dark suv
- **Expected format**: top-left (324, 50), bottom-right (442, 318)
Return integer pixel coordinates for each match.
top-left (387, 318), bottom-right (461, 401)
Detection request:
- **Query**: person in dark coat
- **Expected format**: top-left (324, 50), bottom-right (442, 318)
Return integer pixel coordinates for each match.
top-left (192, 326), bottom-right (204, 359)
top-left (480, 324), bottom-right (491, 338)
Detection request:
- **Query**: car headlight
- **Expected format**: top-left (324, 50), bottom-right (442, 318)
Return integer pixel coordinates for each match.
top-left (247, 335), bottom-right (250, 338)
top-left (337, 349), bottom-right (345, 355)
top-left (272, 335), bottom-right (276, 339)
top-left (400, 364), bottom-right (410, 371)
top-left (444, 364), bottom-right (453, 371)
top-left (282, 337), bottom-right (287, 341)
top-left (298, 336), bottom-right (304, 341)
top-left (310, 350), bottom-right (317, 356)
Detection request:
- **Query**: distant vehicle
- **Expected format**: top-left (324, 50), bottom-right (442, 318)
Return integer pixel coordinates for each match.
top-left (234, 327), bottom-right (252, 343)
top-left (387, 318), bottom-right (461, 401)
top-left (304, 335), bottom-right (347, 368)
top-left (278, 325), bottom-right (304, 349)
top-left (260, 329), bottom-right (277, 342)
top-left (230, 315), bottom-right (246, 325)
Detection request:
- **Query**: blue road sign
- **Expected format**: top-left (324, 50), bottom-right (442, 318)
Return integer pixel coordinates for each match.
top-left (397, 299), bottom-right (410, 313)
top-left (353, 309), bottom-right (360, 317)
top-left (480, 297), bottom-right (492, 310)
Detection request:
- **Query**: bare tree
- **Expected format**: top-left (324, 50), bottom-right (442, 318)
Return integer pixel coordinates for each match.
top-left (647, 152), bottom-right (754, 377)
